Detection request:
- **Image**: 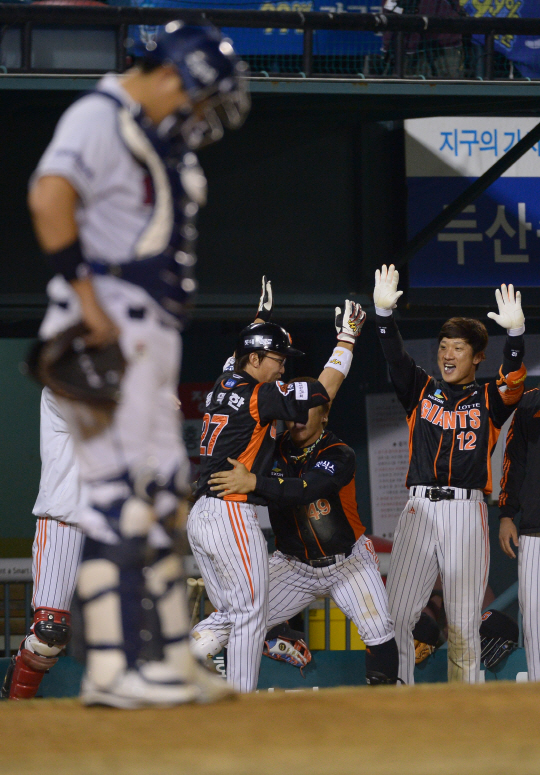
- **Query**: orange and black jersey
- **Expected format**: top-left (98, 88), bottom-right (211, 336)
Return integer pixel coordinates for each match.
top-left (499, 389), bottom-right (540, 533)
top-left (376, 314), bottom-right (525, 493)
top-left (255, 430), bottom-right (366, 561)
top-left (196, 371), bottom-right (330, 504)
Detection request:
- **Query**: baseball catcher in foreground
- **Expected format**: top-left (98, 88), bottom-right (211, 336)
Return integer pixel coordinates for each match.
top-left (27, 22), bottom-right (248, 708)
top-left (188, 281), bottom-right (365, 692)
top-left (374, 265), bottom-right (526, 684)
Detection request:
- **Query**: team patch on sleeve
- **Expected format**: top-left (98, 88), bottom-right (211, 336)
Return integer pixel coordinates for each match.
top-left (277, 381), bottom-right (294, 396)
top-left (224, 378), bottom-right (237, 388)
top-left (294, 382), bottom-right (308, 401)
top-left (314, 460), bottom-right (335, 475)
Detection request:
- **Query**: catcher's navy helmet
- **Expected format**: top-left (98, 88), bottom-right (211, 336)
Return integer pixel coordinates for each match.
top-left (142, 22), bottom-right (250, 148)
top-left (235, 322), bottom-right (305, 359)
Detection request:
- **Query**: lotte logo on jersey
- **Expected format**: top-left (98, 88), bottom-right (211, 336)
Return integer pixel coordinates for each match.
top-left (420, 399), bottom-right (481, 431)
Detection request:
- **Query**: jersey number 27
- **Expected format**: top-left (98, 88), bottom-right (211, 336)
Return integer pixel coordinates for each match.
top-left (200, 413), bottom-right (229, 456)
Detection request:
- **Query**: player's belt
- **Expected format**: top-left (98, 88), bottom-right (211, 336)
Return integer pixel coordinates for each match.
top-left (410, 486), bottom-right (474, 502)
top-left (292, 550), bottom-right (352, 567)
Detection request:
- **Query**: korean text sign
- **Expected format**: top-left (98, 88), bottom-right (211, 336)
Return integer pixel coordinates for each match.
top-left (406, 117), bottom-right (540, 288)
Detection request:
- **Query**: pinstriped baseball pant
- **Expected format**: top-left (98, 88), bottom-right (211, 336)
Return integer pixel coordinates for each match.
top-left (386, 492), bottom-right (489, 684)
top-left (188, 495), bottom-right (269, 693)
top-left (266, 536), bottom-right (395, 646)
top-left (519, 535), bottom-right (540, 681)
top-left (32, 517), bottom-right (85, 611)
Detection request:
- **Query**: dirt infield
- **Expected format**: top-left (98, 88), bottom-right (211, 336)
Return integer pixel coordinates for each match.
top-left (2, 682), bottom-right (540, 775)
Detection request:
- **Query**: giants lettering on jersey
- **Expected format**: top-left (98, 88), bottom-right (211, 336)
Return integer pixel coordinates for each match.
top-left (420, 399), bottom-right (481, 430)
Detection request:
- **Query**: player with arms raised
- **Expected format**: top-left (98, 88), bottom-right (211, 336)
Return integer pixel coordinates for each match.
top-left (374, 265), bottom-right (526, 684)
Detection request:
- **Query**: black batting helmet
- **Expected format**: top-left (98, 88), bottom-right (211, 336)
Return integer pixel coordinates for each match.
top-left (235, 322), bottom-right (304, 359)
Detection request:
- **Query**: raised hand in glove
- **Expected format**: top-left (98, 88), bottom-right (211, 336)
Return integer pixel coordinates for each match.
top-left (255, 275), bottom-right (273, 322)
top-left (335, 300), bottom-right (366, 345)
top-left (374, 264), bottom-right (403, 312)
top-left (487, 284), bottom-right (525, 334)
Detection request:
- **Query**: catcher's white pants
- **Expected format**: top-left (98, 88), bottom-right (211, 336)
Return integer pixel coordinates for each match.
top-left (58, 279), bottom-right (188, 541)
top-left (387, 489), bottom-right (489, 684)
top-left (32, 517), bottom-right (85, 611)
top-left (267, 536), bottom-right (395, 646)
top-left (188, 496), bottom-right (269, 693)
top-left (519, 535), bottom-right (540, 681)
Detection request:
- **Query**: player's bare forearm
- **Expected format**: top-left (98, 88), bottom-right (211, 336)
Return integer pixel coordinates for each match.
top-left (318, 342), bottom-right (353, 400)
top-left (499, 517), bottom-right (518, 559)
top-left (28, 176), bottom-right (79, 252)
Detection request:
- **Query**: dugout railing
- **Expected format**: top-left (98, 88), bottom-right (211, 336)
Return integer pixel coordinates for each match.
top-left (1, 7), bottom-right (540, 79)
top-left (0, 563), bottom-right (521, 657)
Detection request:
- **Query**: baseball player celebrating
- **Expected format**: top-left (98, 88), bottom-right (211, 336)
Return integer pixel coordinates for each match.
top-left (498, 388), bottom-right (540, 680)
top-left (188, 296), bottom-right (364, 692)
top-left (28, 24), bottom-right (249, 707)
top-left (2, 387), bottom-right (85, 699)
top-left (374, 265), bottom-right (526, 684)
top-left (208, 375), bottom-right (399, 685)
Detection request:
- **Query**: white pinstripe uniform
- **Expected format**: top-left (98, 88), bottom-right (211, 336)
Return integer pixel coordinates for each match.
top-left (188, 498), bottom-right (269, 693)
top-left (386, 486), bottom-right (489, 684)
top-left (266, 536), bottom-right (394, 644)
top-left (32, 387), bottom-right (86, 613)
top-left (518, 537), bottom-right (540, 680)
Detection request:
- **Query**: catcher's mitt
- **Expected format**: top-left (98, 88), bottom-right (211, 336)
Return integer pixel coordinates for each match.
top-left (413, 612), bottom-right (441, 665)
top-left (27, 324), bottom-right (126, 408)
top-left (263, 622), bottom-right (311, 675)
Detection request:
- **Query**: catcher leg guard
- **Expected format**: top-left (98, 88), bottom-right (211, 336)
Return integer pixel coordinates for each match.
top-left (78, 556), bottom-right (127, 690)
top-left (144, 552), bottom-right (234, 703)
top-left (365, 637), bottom-right (400, 685)
top-left (2, 608), bottom-right (71, 700)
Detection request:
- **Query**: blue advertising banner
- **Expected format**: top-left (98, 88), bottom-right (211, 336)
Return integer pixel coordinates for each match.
top-left (406, 117), bottom-right (540, 288)
top-left (462, 0), bottom-right (540, 79)
top-left (118, 0), bottom-right (383, 57)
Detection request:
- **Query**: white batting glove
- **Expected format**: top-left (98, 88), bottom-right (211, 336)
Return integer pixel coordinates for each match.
top-left (374, 264), bottom-right (403, 313)
top-left (335, 300), bottom-right (366, 345)
top-left (222, 355), bottom-right (235, 372)
top-left (487, 284), bottom-right (525, 334)
top-left (256, 275), bottom-right (273, 322)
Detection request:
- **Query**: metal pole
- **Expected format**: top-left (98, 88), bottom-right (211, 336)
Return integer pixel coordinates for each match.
top-left (302, 26), bottom-right (313, 77)
top-left (24, 582), bottom-right (31, 635)
top-left (394, 31), bottom-right (404, 78)
top-left (303, 604), bottom-right (310, 648)
top-left (324, 598), bottom-right (330, 651)
top-left (116, 23), bottom-right (127, 73)
top-left (485, 31), bottom-right (494, 80)
top-left (21, 22), bottom-right (31, 73)
top-left (4, 584), bottom-right (10, 657)
top-left (345, 617), bottom-right (351, 651)
top-left (395, 119), bottom-right (540, 270)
